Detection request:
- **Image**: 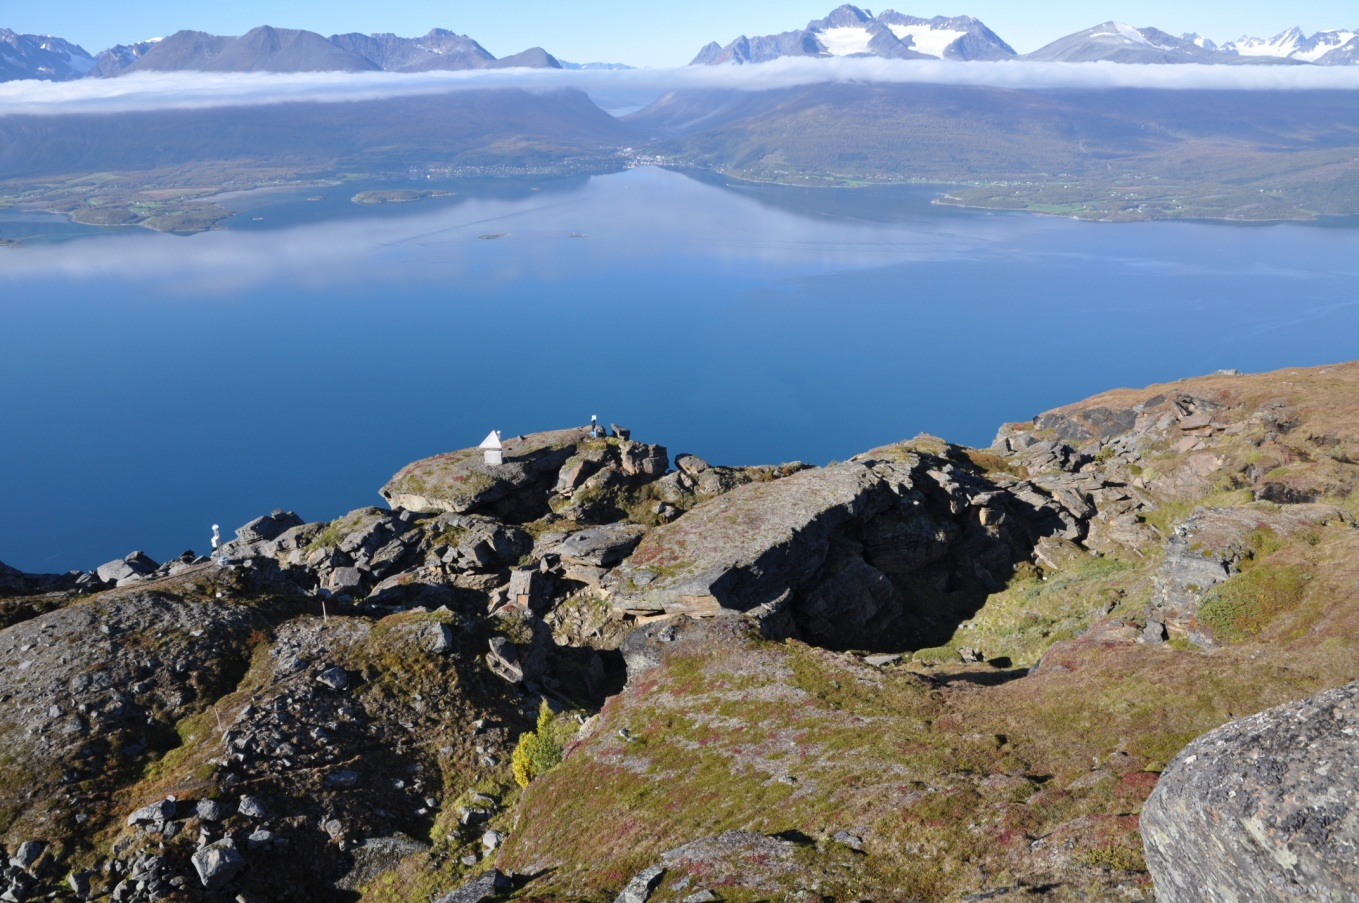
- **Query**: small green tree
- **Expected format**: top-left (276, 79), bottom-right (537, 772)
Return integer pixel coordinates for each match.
top-left (511, 701), bottom-right (575, 788)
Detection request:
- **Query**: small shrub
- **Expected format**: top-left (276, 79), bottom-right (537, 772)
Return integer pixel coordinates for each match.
top-left (512, 702), bottom-right (577, 788)
top-left (305, 522), bottom-right (344, 552)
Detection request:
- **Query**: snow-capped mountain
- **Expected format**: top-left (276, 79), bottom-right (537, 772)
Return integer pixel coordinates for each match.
top-left (1180, 33), bottom-right (1220, 52)
top-left (0, 28), bottom-right (95, 81)
top-left (1317, 39), bottom-right (1359, 65)
top-left (876, 12), bottom-right (1014, 60)
top-left (1025, 21), bottom-right (1236, 64)
top-left (87, 38), bottom-right (161, 78)
top-left (1222, 27), bottom-right (1358, 64)
top-left (690, 5), bottom-right (1013, 65)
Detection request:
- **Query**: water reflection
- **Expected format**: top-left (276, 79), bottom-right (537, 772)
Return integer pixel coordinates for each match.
top-left (0, 168), bottom-right (1025, 294)
top-left (2, 166), bottom-right (1358, 572)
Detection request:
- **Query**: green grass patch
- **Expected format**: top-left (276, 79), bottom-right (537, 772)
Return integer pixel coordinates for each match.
top-left (1198, 563), bottom-right (1311, 643)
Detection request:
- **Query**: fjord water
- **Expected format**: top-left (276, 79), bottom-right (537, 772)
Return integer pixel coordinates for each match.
top-left (3, 166), bottom-right (1359, 572)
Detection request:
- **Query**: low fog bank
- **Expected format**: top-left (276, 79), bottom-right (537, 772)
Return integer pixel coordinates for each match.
top-left (4, 57), bottom-right (1359, 117)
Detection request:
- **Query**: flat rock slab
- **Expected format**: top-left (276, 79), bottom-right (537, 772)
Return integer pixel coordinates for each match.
top-left (381, 428), bottom-right (590, 517)
top-left (559, 523), bottom-right (647, 567)
top-left (1142, 679), bottom-right (1359, 903)
top-left (611, 458), bottom-right (914, 619)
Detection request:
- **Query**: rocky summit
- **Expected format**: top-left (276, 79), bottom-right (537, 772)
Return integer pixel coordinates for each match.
top-left (0, 361), bottom-right (1357, 901)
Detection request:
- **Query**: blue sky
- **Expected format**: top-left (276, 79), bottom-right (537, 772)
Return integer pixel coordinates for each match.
top-left (12, 1), bottom-right (1359, 66)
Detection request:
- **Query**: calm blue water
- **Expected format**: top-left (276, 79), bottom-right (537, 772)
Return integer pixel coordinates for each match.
top-left (3, 167), bottom-right (1358, 572)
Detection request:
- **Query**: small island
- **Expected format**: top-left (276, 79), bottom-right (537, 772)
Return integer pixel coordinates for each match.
top-left (350, 188), bottom-right (453, 205)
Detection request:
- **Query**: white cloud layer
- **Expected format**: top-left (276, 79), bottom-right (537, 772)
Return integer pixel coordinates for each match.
top-left (3, 57), bottom-right (1359, 117)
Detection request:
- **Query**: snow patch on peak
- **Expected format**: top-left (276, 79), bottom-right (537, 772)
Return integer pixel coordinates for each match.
top-left (1296, 30), bottom-right (1356, 61)
top-left (886, 24), bottom-right (965, 58)
top-left (1113, 23), bottom-right (1151, 45)
top-left (1182, 33), bottom-right (1218, 51)
top-left (818, 26), bottom-right (874, 56)
top-left (1229, 27), bottom-right (1305, 58)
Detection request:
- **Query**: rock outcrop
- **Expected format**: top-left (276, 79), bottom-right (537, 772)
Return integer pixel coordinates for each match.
top-left (380, 428), bottom-right (592, 520)
top-left (612, 445), bottom-right (1056, 649)
top-left (1142, 680), bottom-right (1359, 902)
top-left (1145, 503), bottom-right (1346, 644)
top-left (0, 591), bottom-right (268, 843)
top-left (1, 364), bottom-right (1357, 902)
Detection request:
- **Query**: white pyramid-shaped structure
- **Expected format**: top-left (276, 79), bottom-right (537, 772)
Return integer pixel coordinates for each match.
top-left (479, 429), bottom-right (502, 450)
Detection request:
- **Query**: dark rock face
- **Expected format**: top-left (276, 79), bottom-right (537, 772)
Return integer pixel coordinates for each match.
top-left (620, 618), bottom-right (688, 681)
top-left (612, 446), bottom-right (1055, 650)
top-left (1036, 404), bottom-right (1138, 443)
top-left (1142, 680), bottom-right (1359, 902)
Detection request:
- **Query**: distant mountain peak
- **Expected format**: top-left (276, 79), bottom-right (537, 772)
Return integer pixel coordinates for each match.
top-left (1222, 26), bottom-right (1358, 64)
top-left (690, 6), bottom-right (1014, 65)
top-left (1026, 20), bottom-right (1243, 64)
top-left (0, 27), bottom-right (94, 81)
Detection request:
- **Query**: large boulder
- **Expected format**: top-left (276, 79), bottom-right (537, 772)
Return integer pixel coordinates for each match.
top-left (235, 509), bottom-right (304, 544)
top-left (95, 551), bottom-right (158, 586)
top-left (613, 460), bottom-right (898, 622)
top-left (611, 447), bottom-right (1042, 649)
top-left (1141, 680), bottom-right (1359, 902)
top-left (434, 869), bottom-right (513, 903)
top-left (191, 842), bottom-right (244, 890)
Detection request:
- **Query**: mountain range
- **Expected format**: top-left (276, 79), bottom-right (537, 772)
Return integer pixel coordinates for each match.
top-left (690, 6), bottom-right (1015, 63)
top-left (4, 9), bottom-right (1359, 82)
top-left (694, 6), bottom-right (1359, 66)
top-left (0, 24), bottom-right (575, 81)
